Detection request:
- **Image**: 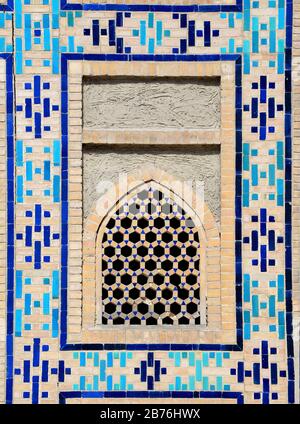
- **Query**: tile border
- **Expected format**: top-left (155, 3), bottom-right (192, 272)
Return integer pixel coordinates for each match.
top-left (61, 0), bottom-right (243, 13)
top-left (60, 52), bottom-right (243, 352)
top-left (68, 59), bottom-right (236, 346)
top-left (59, 390), bottom-right (244, 404)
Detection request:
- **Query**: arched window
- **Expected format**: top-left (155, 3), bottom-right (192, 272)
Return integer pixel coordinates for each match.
top-left (98, 180), bottom-right (203, 326)
top-left (83, 168), bottom-right (220, 334)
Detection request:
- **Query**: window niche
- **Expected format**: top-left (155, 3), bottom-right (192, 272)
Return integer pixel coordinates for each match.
top-left (82, 75), bottom-right (222, 330)
top-left (83, 168), bottom-right (219, 333)
top-left (67, 60), bottom-right (236, 345)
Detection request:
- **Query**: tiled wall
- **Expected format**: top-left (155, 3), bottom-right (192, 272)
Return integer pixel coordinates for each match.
top-left (0, 0), bottom-right (299, 404)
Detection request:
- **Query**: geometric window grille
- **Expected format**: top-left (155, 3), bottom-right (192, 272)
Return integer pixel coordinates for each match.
top-left (101, 182), bottom-right (201, 326)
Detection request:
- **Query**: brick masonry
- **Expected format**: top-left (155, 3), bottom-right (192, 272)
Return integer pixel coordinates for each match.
top-left (0, 0), bottom-right (298, 404)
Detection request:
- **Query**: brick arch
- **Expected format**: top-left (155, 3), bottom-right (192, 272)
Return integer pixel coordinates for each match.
top-left (82, 168), bottom-right (220, 330)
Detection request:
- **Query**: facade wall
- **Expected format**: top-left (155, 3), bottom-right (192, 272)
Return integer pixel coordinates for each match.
top-left (0, 0), bottom-right (299, 404)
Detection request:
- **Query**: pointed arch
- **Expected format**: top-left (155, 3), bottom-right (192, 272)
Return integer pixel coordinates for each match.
top-left (82, 168), bottom-right (220, 329)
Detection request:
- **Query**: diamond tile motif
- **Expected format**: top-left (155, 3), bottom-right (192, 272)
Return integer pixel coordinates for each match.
top-left (0, 0), bottom-right (298, 405)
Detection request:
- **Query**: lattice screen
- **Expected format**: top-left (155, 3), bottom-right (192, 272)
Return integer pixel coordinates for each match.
top-left (101, 183), bottom-right (201, 326)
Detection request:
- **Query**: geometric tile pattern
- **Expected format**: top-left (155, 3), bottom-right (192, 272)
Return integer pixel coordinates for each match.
top-left (0, 0), bottom-right (297, 404)
top-left (101, 183), bottom-right (201, 326)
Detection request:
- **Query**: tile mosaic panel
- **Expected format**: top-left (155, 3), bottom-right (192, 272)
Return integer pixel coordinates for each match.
top-left (0, 0), bottom-right (298, 404)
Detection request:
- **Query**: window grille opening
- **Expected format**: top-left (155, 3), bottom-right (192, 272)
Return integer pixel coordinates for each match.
top-left (100, 182), bottom-right (201, 326)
